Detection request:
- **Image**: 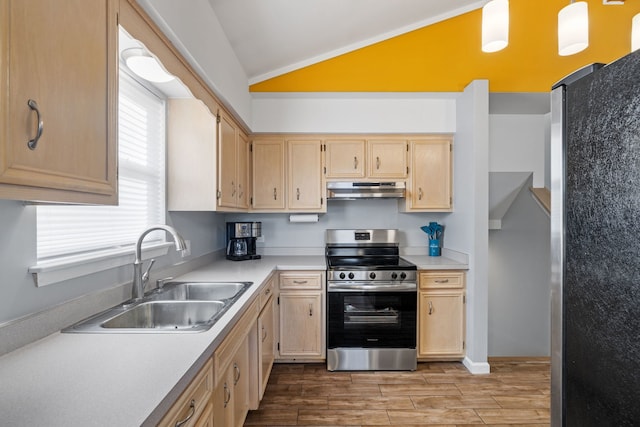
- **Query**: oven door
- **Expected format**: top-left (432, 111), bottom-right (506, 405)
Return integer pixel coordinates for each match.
top-left (327, 287), bottom-right (416, 349)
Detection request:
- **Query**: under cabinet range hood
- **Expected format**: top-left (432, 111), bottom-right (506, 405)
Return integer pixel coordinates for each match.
top-left (327, 182), bottom-right (406, 199)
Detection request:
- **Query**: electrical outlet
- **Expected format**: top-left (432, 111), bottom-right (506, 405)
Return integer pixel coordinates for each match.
top-left (257, 236), bottom-right (265, 243)
top-left (182, 240), bottom-right (191, 257)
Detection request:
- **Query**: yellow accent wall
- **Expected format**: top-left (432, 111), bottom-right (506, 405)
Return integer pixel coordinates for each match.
top-left (250, 0), bottom-right (640, 93)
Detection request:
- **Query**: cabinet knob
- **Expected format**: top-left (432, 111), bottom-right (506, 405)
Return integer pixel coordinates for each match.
top-left (27, 99), bottom-right (44, 150)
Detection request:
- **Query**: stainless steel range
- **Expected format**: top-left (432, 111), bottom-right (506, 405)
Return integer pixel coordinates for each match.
top-left (326, 229), bottom-right (417, 371)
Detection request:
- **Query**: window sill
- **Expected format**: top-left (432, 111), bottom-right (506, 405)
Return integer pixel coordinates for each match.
top-left (29, 242), bottom-right (172, 287)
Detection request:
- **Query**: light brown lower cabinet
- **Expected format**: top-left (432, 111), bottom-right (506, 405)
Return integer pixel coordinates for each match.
top-left (277, 272), bottom-right (326, 361)
top-left (158, 359), bottom-right (213, 427)
top-left (417, 271), bottom-right (466, 360)
top-left (257, 294), bottom-right (275, 400)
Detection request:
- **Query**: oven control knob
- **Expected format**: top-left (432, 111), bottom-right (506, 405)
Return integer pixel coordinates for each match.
top-left (391, 272), bottom-right (398, 279)
top-left (400, 272), bottom-right (407, 280)
top-left (339, 272), bottom-right (346, 279)
top-left (369, 272), bottom-right (376, 279)
top-left (348, 272), bottom-right (355, 279)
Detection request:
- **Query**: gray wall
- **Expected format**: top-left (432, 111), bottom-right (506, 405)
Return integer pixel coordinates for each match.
top-left (0, 199), bottom-right (224, 326)
top-left (488, 176), bottom-right (551, 356)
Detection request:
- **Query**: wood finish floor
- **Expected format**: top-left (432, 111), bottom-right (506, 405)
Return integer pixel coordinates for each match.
top-left (245, 358), bottom-right (550, 426)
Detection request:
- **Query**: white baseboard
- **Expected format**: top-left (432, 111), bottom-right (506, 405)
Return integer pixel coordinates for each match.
top-left (463, 356), bottom-right (491, 374)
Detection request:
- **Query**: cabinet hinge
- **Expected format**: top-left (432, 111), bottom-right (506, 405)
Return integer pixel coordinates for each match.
top-left (216, 113), bottom-right (221, 124)
top-left (321, 198), bottom-right (324, 205)
top-left (323, 166), bottom-right (326, 174)
top-left (450, 144), bottom-right (452, 152)
top-left (406, 144), bottom-right (409, 152)
top-left (250, 196), bottom-right (253, 206)
top-left (216, 190), bottom-right (221, 200)
top-left (463, 341), bottom-right (465, 350)
top-left (406, 166), bottom-right (409, 174)
top-left (277, 342), bottom-right (280, 351)
top-left (250, 143), bottom-right (253, 152)
top-left (463, 295), bottom-right (466, 304)
top-left (277, 296), bottom-right (280, 305)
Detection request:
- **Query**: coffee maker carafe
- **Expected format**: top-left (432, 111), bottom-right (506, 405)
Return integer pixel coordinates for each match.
top-left (226, 222), bottom-right (261, 261)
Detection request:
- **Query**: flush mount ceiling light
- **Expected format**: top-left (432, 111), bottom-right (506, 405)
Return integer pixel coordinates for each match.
top-left (632, 13), bottom-right (640, 51)
top-left (121, 47), bottom-right (175, 83)
top-left (558, 1), bottom-right (589, 56)
top-left (482, 0), bottom-right (509, 53)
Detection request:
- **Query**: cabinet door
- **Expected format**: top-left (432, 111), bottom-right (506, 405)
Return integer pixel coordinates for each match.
top-left (288, 139), bottom-right (324, 211)
top-left (251, 139), bottom-right (285, 210)
top-left (167, 99), bottom-right (218, 211)
top-left (324, 140), bottom-right (365, 178)
top-left (0, 0), bottom-right (118, 204)
top-left (409, 139), bottom-right (452, 211)
top-left (278, 292), bottom-right (323, 358)
top-left (367, 140), bottom-right (408, 178)
top-left (236, 131), bottom-right (249, 209)
top-left (232, 336), bottom-right (250, 427)
top-left (258, 297), bottom-right (275, 400)
top-left (418, 291), bottom-right (465, 358)
top-left (218, 113), bottom-right (238, 208)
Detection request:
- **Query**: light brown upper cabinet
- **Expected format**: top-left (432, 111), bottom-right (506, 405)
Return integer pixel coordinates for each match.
top-left (287, 139), bottom-right (325, 212)
top-left (402, 137), bottom-right (453, 212)
top-left (324, 139), bottom-right (366, 178)
top-left (324, 138), bottom-right (407, 180)
top-left (367, 139), bottom-right (408, 179)
top-left (218, 111), bottom-right (249, 210)
top-left (167, 99), bottom-right (218, 211)
top-left (251, 138), bottom-right (286, 210)
top-left (0, 0), bottom-right (118, 204)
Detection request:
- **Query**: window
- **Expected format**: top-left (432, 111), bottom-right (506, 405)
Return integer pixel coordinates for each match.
top-left (34, 68), bottom-right (166, 280)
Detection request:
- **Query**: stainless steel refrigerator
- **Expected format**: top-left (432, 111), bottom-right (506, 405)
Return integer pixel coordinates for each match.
top-left (551, 51), bottom-right (640, 426)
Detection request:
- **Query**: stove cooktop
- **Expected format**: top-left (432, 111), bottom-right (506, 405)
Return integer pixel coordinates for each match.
top-left (327, 256), bottom-right (416, 271)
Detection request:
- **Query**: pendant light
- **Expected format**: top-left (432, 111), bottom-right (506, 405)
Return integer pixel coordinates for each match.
top-left (121, 48), bottom-right (175, 83)
top-left (558, 1), bottom-right (589, 56)
top-left (482, 0), bottom-right (509, 53)
top-left (632, 13), bottom-right (640, 52)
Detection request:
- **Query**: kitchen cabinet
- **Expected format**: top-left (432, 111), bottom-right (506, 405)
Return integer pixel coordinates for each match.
top-left (367, 139), bottom-right (408, 178)
top-left (287, 139), bottom-right (325, 211)
top-left (0, 0), bottom-right (118, 204)
top-left (403, 137), bottom-right (453, 212)
top-left (251, 138), bottom-right (286, 210)
top-left (324, 139), bottom-right (366, 178)
top-left (159, 359), bottom-right (213, 427)
top-left (218, 111), bottom-right (249, 210)
top-left (167, 99), bottom-right (218, 211)
top-left (277, 272), bottom-right (325, 360)
top-left (256, 280), bottom-right (275, 401)
top-left (417, 271), bottom-right (466, 359)
top-left (324, 138), bottom-right (407, 180)
top-left (213, 299), bottom-right (258, 427)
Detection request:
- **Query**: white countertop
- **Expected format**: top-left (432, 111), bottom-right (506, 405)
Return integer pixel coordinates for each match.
top-left (0, 253), bottom-right (466, 426)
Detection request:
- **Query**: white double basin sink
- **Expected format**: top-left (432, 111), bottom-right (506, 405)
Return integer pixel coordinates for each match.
top-left (63, 281), bottom-right (252, 333)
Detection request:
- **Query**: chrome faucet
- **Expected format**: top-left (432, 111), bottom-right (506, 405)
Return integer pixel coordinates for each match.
top-left (132, 225), bottom-right (187, 301)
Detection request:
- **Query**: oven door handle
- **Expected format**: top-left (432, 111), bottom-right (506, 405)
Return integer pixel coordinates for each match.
top-left (328, 282), bottom-right (416, 292)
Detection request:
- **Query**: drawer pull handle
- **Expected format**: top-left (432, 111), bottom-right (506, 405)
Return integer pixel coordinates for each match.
top-left (354, 156), bottom-right (358, 169)
top-left (262, 325), bottom-right (268, 342)
top-left (174, 399), bottom-right (195, 427)
top-left (27, 99), bottom-right (44, 150)
top-left (434, 279), bottom-right (449, 283)
top-left (293, 280), bottom-right (308, 284)
top-left (265, 288), bottom-right (271, 295)
top-left (231, 181), bottom-right (236, 197)
top-left (376, 156), bottom-right (380, 170)
top-left (309, 304), bottom-right (313, 316)
top-left (233, 362), bottom-right (241, 384)
top-left (223, 382), bottom-right (231, 407)
top-left (296, 187), bottom-right (301, 200)
top-left (428, 301), bottom-right (433, 315)
top-left (273, 187), bottom-right (277, 200)
top-left (418, 187), bottom-right (423, 200)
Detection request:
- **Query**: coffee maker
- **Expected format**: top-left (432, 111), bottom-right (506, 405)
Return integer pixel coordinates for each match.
top-left (226, 222), bottom-right (262, 261)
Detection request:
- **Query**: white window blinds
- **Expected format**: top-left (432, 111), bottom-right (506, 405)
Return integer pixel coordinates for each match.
top-left (36, 70), bottom-right (166, 261)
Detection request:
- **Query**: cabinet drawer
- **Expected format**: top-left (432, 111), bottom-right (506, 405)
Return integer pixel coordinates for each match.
top-left (259, 276), bottom-right (276, 309)
top-left (280, 272), bottom-right (323, 290)
top-left (214, 299), bottom-right (258, 381)
top-left (159, 359), bottom-right (213, 427)
top-left (419, 271), bottom-right (464, 289)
